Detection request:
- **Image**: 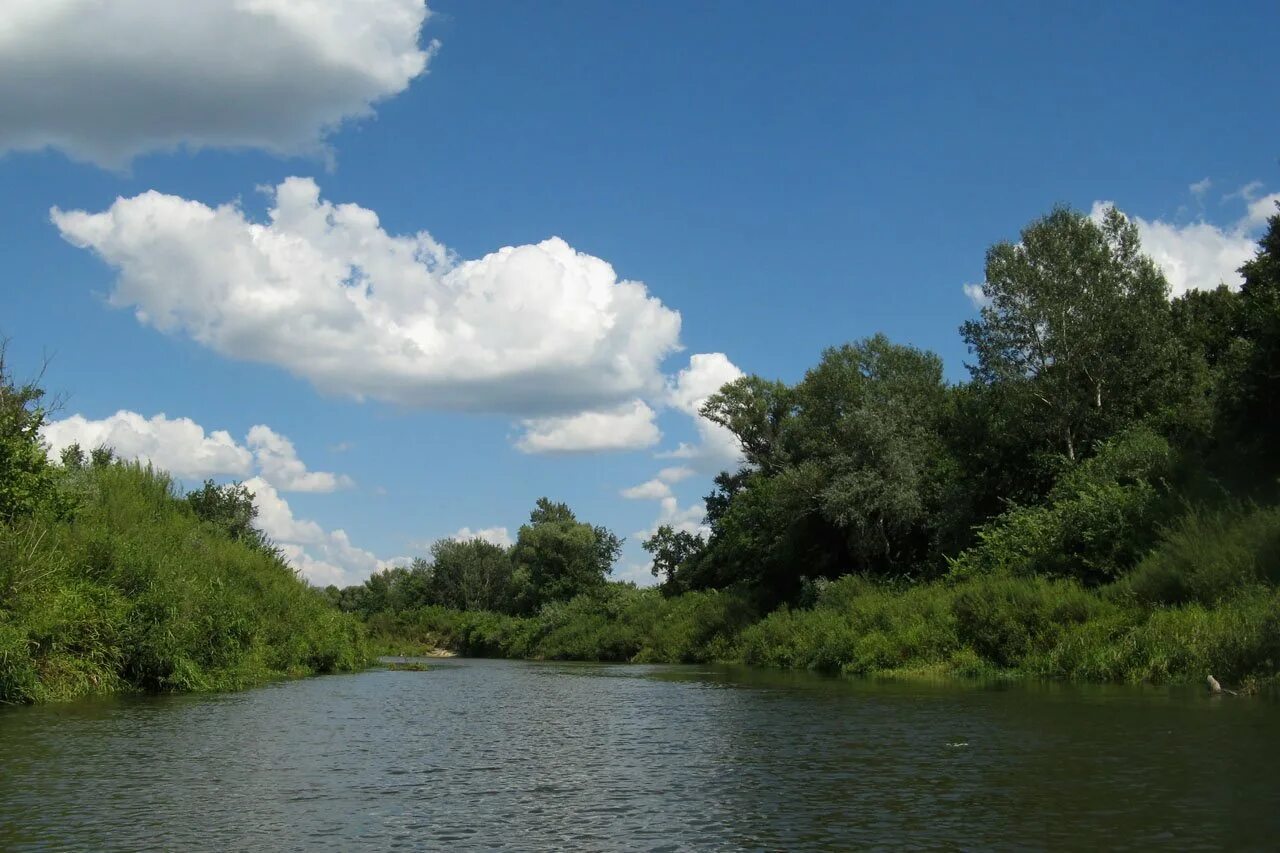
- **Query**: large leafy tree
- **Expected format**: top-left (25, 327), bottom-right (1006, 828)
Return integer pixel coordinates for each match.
top-left (642, 524), bottom-right (705, 595)
top-left (1228, 203), bottom-right (1280, 484)
top-left (512, 498), bottom-right (622, 608)
top-left (427, 537), bottom-right (514, 612)
top-left (0, 349), bottom-right (66, 522)
top-left (961, 206), bottom-right (1179, 463)
top-left (689, 335), bottom-right (956, 606)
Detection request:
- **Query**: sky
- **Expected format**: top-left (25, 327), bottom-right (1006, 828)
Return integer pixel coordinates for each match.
top-left (2, 0), bottom-right (1277, 588)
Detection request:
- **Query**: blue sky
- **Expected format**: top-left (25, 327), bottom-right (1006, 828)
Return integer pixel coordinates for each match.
top-left (3, 0), bottom-right (1277, 586)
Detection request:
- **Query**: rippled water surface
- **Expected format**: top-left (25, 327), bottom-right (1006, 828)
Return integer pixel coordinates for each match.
top-left (2, 659), bottom-right (1279, 850)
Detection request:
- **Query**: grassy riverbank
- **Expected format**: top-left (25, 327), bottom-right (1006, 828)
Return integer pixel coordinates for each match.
top-left (0, 461), bottom-right (369, 704)
top-left (366, 504), bottom-right (1280, 692)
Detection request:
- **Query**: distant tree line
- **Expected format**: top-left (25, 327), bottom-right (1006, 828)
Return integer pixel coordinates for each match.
top-left (326, 497), bottom-right (623, 617)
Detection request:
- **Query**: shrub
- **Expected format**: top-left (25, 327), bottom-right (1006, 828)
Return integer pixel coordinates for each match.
top-left (1124, 505), bottom-right (1280, 606)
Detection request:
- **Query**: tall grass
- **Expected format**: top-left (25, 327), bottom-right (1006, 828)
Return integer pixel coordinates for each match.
top-left (0, 463), bottom-right (367, 704)
top-left (371, 503), bottom-right (1280, 691)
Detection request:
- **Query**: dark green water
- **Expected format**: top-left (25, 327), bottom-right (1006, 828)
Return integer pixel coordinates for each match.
top-left (2, 659), bottom-right (1278, 851)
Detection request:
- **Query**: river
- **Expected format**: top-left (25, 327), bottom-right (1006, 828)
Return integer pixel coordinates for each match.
top-left (1, 658), bottom-right (1277, 850)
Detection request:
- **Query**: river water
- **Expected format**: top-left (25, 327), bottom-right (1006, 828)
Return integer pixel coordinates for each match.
top-left (1, 658), bottom-right (1277, 850)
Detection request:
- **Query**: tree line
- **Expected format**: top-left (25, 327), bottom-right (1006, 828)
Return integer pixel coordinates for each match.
top-left (326, 497), bottom-right (622, 617)
top-left (644, 203), bottom-right (1280, 608)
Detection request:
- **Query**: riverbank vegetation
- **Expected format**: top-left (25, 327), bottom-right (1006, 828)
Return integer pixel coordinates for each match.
top-left (0, 361), bottom-right (367, 704)
top-left (343, 203), bottom-right (1280, 690)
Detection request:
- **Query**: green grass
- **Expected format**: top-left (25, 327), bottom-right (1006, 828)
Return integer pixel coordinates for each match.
top-left (369, 504), bottom-right (1280, 692)
top-left (0, 463), bottom-right (369, 704)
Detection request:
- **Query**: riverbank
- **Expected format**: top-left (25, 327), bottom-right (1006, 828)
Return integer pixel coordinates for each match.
top-left (0, 462), bottom-right (369, 705)
top-left (369, 564), bottom-right (1280, 694)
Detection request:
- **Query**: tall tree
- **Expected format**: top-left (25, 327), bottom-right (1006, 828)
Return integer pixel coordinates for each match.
top-left (1230, 204), bottom-right (1280, 483)
top-left (512, 498), bottom-right (622, 608)
top-left (0, 348), bottom-right (63, 522)
top-left (427, 538), bottom-right (514, 612)
top-left (961, 206), bottom-right (1178, 463)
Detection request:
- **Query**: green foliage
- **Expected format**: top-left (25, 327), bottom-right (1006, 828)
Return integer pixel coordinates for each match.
top-left (0, 349), bottom-right (69, 523)
top-left (427, 537), bottom-right (515, 612)
top-left (961, 205), bottom-right (1182, 463)
top-left (185, 478), bottom-right (274, 554)
top-left (371, 584), bottom-right (754, 664)
top-left (1123, 505), bottom-right (1280, 606)
top-left (947, 427), bottom-right (1177, 584)
top-left (691, 335), bottom-right (957, 606)
top-left (642, 524), bottom-right (705, 594)
top-left (0, 462), bottom-right (367, 704)
top-left (512, 498), bottom-right (622, 609)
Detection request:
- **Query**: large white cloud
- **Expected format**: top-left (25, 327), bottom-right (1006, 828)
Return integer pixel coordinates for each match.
top-left (41, 410), bottom-right (350, 493)
top-left (1090, 201), bottom-right (1258, 298)
top-left (0, 0), bottom-right (437, 168)
top-left (52, 178), bottom-right (684, 418)
top-left (41, 411), bottom-right (253, 479)
top-left (516, 401), bottom-right (661, 454)
top-left (246, 477), bottom-right (392, 587)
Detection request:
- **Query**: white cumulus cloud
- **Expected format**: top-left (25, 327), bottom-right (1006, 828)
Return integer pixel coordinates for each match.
top-left (41, 411), bottom-right (350, 493)
top-left (1091, 200), bottom-right (1258, 298)
top-left (246, 477), bottom-right (384, 587)
top-left (656, 352), bottom-right (745, 470)
top-left (620, 479), bottom-right (672, 501)
top-left (0, 0), bottom-right (438, 168)
top-left (962, 282), bottom-right (990, 309)
top-left (516, 401), bottom-right (661, 454)
top-left (52, 178), bottom-right (684, 419)
top-left (41, 411), bottom-right (253, 479)
top-left (635, 496), bottom-right (709, 542)
top-left (247, 424), bottom-right (353, 493)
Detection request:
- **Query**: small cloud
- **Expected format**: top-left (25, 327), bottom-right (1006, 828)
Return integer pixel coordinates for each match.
top-left (657, 466), bottom-right (695, 484)
top-left (962, 282), bottom-right (990, 309)
top-left (1189, 177), bottom-right (1212, 199)
top-left (620, 479), bottom-right (673, 500)
top-left (1222, 181), bottom-right (1264, 204)
top-left (451, 526), bottom-right (513, 548)
top-left (247, 424), bottom-right (354, 493)
top-left (1245, 193), bottom-right (1280, 229)
top-left (515, 401), bottom-right (661, 454)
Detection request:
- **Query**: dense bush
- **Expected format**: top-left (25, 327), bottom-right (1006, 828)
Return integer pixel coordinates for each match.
top-left (1122, 505), bottom-right (1280, 606)
top-left (0, 463), bottom-right (367, 704)
top-left (946, 427), bottom-right (1178, 584)
top-left (370, 584), bottom-right (754, 664)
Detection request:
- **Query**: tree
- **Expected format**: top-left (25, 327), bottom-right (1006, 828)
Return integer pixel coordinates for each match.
top-left (961, 206), bottom-right (1179, 463)
top-left (512, 498), bottom-right (622, 609)
top-left (701, 376), bottom-right (794, 473)
top-left (1227, 203), bottom-right (1280, 485)
top-left (642, 524), bottom-right (705, 595)
top-left (789, 334), bottom-right (953, 572)
top-left (427, 538), bottom-right (514, 612)
top-left (185, 479), bottom-right (270, 551)
top-left (690, 336), bottom-right (957, 606)
top-left (0, 347), bottom-right (65, 522)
